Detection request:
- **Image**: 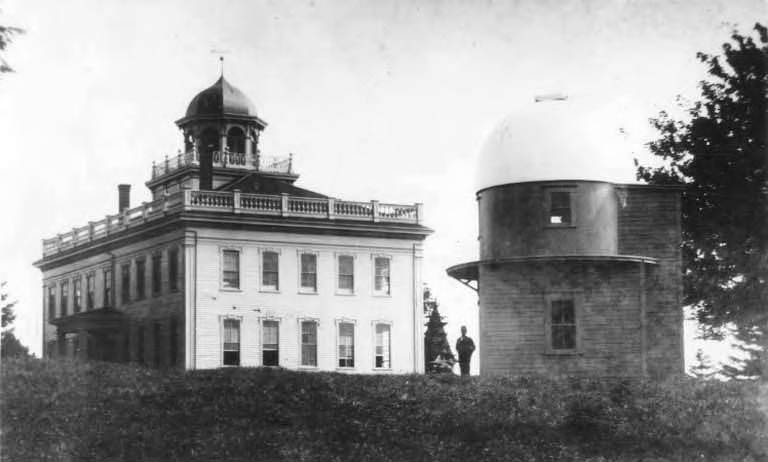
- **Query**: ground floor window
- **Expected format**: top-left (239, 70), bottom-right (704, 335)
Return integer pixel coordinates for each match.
top-left (338, 322), bottom-right (354, 368)
top-left (223, 318), bottom-right (241, 366)
top-left (549, 299), bottom-right (577, 351)
top-left (375, 323), bottom-right (391, 369)
top-left (263, 320), bottom-right (279, 366)
top-left (300, 321), bottom-right (317, 367)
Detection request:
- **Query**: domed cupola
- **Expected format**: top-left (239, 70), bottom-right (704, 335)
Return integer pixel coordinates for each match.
top-left (175, 73), bottom-right (268, 190)
top-left (184, 76), bottom-right (259, 119)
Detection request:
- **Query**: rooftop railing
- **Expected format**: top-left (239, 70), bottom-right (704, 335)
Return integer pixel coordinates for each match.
top-left (42, 190), bottom-right (423, 258)
top-left (151, 151), bottom-right (294, 179)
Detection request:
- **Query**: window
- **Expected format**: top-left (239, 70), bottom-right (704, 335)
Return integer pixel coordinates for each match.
top-left (550, 299), bottom-right (577, 351)
top-left (48, 285), bottom-right (56, 320)
top-left (136, 259), bottom-right (146, 300)
top-left (137, 324), bottom-right (145, 364)
top-left (169, 317), bottom-right (178, 367)
top-left (374, 257), bottom-right (390, 295)
top-left (73, 278), bottom-right (82, 313)
top-left (223, 318), bottom-right (241, 366)
top-left (154, 322), bottom-right (162, 367)
top-left (337, 255), bottom-right (354, 293)
top-left (152, 254), bottom-right (162, 295)
top-left (103, 269), bottom-right (112, 307)
top-left (375, 324), bottom-right (391, 369)
top-left (169, 247), bottom-right (179, 292)
top-left (263, 320), bottom-right (279, 366)
top-left (222, 250), bottom-right (240, 289)
top-left (85, 273), bottom-right (95, 310)
top-left (121, 264), bottom-right (130, 303)
top-left (300, 321), bottom-right (317, 367)
top-left (61, 281), bottom-right (69, 316)
top-left (262, 251), bottom-right (279, 291)
top-left (300, 253), bottom-right (317, 292)
top-left (338, 322), bottom-right (354, 368)
top-left (549, 191), bottom-right (572, 225)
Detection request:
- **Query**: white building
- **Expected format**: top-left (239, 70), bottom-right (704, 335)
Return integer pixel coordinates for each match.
top-left (35, 75), bottom-right (431, 373)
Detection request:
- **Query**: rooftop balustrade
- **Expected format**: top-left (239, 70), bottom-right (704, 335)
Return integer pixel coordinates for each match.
top-left (151, 151), bottom-right (294, 179)
top-left (42, 190), bottom-right (424, 258)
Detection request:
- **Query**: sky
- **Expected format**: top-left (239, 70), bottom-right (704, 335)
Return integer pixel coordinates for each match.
top-left (1, 0), bottom-right (765, 373)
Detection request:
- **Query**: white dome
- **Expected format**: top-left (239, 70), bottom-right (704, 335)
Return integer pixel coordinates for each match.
top-left (476, 96), bottom-right (638, 191)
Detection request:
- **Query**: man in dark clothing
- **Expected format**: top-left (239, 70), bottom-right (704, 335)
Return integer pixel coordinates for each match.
top-left (455, 326), bottom-right (475, 376)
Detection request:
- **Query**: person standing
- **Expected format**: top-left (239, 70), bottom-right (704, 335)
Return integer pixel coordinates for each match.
top-left (455, 326), bottom-right (475, 376)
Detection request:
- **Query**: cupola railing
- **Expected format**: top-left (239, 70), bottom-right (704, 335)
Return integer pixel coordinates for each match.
top-left (151, 151), bottom-right (294, 179)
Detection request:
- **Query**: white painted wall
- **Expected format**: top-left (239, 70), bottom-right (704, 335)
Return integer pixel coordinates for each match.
top-left (188, 227), bottom-right (424, 373)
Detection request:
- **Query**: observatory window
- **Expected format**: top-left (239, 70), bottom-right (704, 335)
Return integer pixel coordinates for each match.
top-left (338, 322), bottom-right (355, 368)
top-left (549, 299), bottom-right (577, 351)
top-left (221, 249), bottom-right (241, 290)
top-left (337, 254), bottom-right (355, 294)
top-left (300, 253), bottom-right (318, 293)
top-left (374, 323), bottom-right (391, 369)
top-left (222, 318), bottom-right (241, 367)
top-left (263, 320), bottom-right (279, 366)
top-left (261, 250), bottom-right (280, 291)
top-left (549, 191), bottom-right (572, 225)
top-left (300, 320), bottom-right (318, 367)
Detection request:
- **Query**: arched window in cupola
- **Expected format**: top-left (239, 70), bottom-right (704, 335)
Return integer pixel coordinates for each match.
top-left (226, 126), bottom-right (246, 154)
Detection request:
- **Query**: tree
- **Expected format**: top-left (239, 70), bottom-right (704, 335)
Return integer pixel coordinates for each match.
top-left (0, 17), bottom-right (24, 74)
top-left (636, 23), bottom-right (767, 379)
top-left (1, 281), bottom-right (30, 359)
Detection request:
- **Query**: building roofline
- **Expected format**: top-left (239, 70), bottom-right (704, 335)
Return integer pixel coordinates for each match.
top-left (475, 180), bottom-right (685, 195)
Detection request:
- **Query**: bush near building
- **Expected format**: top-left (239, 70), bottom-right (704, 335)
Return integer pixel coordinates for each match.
top-left (1, 357), bottom-right (766, 461)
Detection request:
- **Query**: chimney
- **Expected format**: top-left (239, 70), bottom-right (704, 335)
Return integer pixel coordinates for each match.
top-left (118, 184), bottom-right (131, 213)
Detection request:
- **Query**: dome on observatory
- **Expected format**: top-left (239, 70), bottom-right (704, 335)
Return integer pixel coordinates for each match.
top-left (476, 96), bottom-right (637, 191)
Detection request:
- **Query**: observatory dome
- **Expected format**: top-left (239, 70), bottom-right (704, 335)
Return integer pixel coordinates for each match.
top-left (476, 96), bottom-right (637, 191)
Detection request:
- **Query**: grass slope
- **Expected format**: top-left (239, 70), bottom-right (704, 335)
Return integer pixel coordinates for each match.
top-left (2, 358), bottom-right (767, 461)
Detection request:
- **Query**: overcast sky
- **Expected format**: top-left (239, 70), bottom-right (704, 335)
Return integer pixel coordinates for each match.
top-left (1, 0), bottom-right (765, 372)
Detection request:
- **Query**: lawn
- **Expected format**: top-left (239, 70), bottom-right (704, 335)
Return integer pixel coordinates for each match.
top-left (2, 357), bottom-right (766, 461)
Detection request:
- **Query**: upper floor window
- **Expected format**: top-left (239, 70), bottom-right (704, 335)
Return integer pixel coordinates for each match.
top-left (300, 253), bottom-right (317, 293)
top-left (48, 285), bottom-right (56, 320)
top-left (60, 281), bottom-right (69, 316)
top-left (548, 299), bottom-right (577, 351)
top-left (375, 323), bottom-right (391, 369)
top-left (168, 247), bottom-right (179, 292)
top-left (85, 273), bottom-right (95, 310)
top-left (263, 320), bottom-right (279, 366)
top-left (103, 268), bottom-right (112, 307)
top-left (549, 191), bottom-right (572, 225)
top-left (262, 251), bottom-right (279, 291)
top-left (222, 250), bottom-right (240, 289)
top-left (152, 254), bottom-right (162, 295)
top-left (337, 255), bottom-right (354, 294)
top-left (374, 257), bottom-right (391, 295)
top-left (338, 322), bottom-right (355, 368)
top-left (121, 264), bottom-right (130, 304)
top-left (136, 259), bottom-right (146, 300)
top-left (300, 320), bottom-right (318, 367)
top-left (73, 278), bottom-right (82, 313)
top-left (223, 318), bottom-right (241, 366)
top-left (226, 126), bottom-right (246, 154)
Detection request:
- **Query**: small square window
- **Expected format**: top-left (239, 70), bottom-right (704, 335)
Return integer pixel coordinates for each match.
top-left (549, 191), bottom-right (572, 225)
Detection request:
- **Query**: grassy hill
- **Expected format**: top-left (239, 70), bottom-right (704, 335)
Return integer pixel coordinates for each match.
top-left (2, 357), bottom-right (766, 461)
